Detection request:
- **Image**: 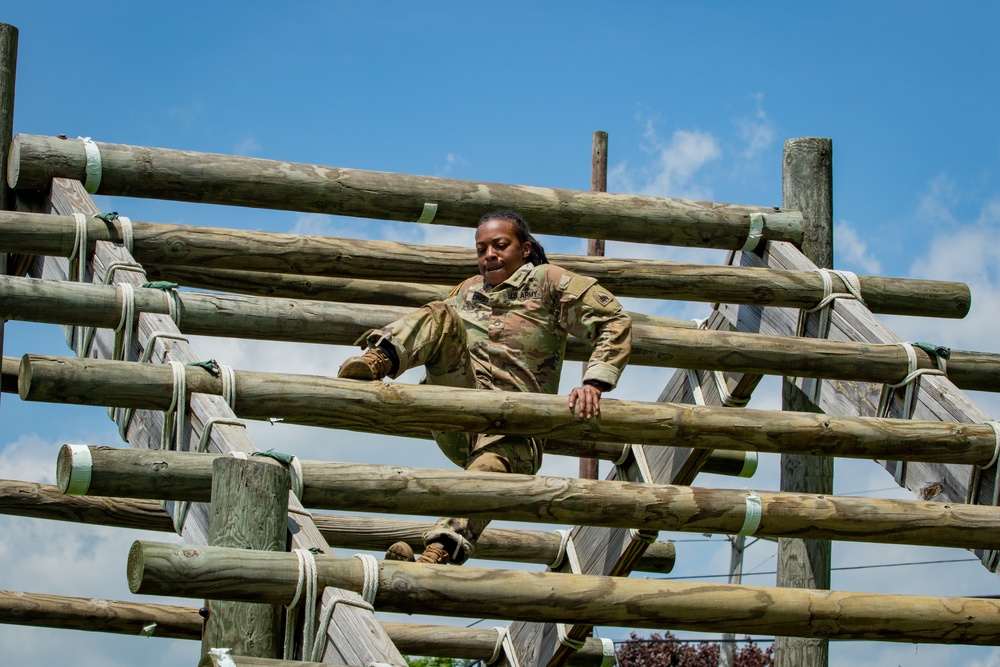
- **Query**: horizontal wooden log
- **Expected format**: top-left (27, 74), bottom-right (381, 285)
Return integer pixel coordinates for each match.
top-left (64, 447), bottom-right (1000, 550)
top-left (0, 209), bottom-right (969, 317)
top-left (0, 589), bottom-right (201, 640)
top-left (3, 279), bottom-right (993, 389)
top-left (0, 587), bottom-right (610, 667)
top-left (200, 656), bottom-right (333, 667)
top-left (130, 541), bottom-right (1000, 645)
top-left (1, 353), bottom-right (16, 394)
top-left (22, 356), bottom-right (1000, 465)
top-left (0, 479), bottom-right (676, 573)
top-left (7, 134), bottom-right (803, 251)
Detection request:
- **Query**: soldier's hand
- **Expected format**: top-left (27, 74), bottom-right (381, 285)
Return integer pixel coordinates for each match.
top-left (568, 384), bottom-right (603, 419)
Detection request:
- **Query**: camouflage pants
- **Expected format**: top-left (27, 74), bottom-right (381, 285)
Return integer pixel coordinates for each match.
top-left (369, 301), bottom-right (543, 563)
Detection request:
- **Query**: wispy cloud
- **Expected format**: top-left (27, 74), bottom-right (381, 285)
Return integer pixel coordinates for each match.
top-left (610, 121), bottom-right (721, 200)
top-left (233, 136), bottom-right (262, 156)
top-left (437, 152), bottom-right (469, 177)
top-left (736, 93), bottom-right (776, 159)
top-left (834, 220), bottom-right (883, 274)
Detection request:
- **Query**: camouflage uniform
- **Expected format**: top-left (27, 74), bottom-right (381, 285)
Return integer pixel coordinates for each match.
top-left (367, 262), bottom-right (631, 562)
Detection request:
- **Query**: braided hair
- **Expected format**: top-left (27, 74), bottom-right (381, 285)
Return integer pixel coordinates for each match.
top-left (477, 209), bottom-right (549, 265)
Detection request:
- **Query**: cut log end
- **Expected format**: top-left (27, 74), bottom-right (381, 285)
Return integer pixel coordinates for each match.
top-left (127, 541), bottom-right (146, 595)
top-left (5, 134), bottom-right (19, 190)
top-left (16, 353), bottom-right (31, 400)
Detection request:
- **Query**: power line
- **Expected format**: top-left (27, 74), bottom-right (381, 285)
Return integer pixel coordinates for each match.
top-left (653, 557), bottom-right (979, 580)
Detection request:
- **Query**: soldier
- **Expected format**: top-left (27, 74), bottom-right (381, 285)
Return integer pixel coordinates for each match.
top-left (338, 209), bottom-right (632, 564)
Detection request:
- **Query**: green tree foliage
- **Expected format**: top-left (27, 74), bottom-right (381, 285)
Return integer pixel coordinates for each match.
top-left (405, 657), bottom-right (474, 667)
top-left (616, 631), bottom-right (773, 667)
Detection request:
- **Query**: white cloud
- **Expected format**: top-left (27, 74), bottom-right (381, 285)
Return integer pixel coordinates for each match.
top-left (834, 220), bottom-right (883, 274)
top-left (233, 136), bottom-right (262, 156)
top-left (437, 152), bottom-right (469, 177)
top-left (916, 173), bottom-right (960, 227)
top-left (736, 93), bottom-right (776, 159)
top-left (610, 122), bottom-right (721, 200)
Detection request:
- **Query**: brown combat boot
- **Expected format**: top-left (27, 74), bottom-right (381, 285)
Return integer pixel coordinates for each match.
top-left (417, 542), bottom-right (451, 565)
top-left (385, 541), bottom-right (415, 562)
top-left (338, 347), bottom-right (393, 381)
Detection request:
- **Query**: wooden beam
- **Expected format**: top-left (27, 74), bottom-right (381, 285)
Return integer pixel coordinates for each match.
top-left (201, 457), bottom-right (289, 658)
top-left (776, 136), bottom-right (834, 667)
top-left (59, 448), bottom-right (1000, 550)
top-left (31, 177), bottom-right (405, 666)
top-left (129, 541), bottom-right (1000, 646)
top-left (8, 134), bottom-right (804, 250)
top-left (21, 356), bottom-right (1000, 465)
top-left (0, 479), bottom-right (677, 574)
top-left (0, 209), bottom-right (971, 317)
top-left (0, 22), bottom-right (17, 412)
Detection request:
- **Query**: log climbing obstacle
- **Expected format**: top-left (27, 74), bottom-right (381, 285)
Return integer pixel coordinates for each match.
top-left (20, 355), bottom-right (1000, 465)
top-left (128, 541), bottom-right (1000, 646)
top-left (7, 134), bottom-right (806, 250)
top-left (0, 209), bottom-right (971, 317)
top-left (56, 446), bottom-right (1000, 550)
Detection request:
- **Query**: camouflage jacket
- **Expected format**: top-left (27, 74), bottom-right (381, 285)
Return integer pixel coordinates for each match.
top-left (444, 262), bottom-right (632, 395)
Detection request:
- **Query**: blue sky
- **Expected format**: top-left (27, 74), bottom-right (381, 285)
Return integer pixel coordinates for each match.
top-left (3, 3), bottom-right (1000, 666)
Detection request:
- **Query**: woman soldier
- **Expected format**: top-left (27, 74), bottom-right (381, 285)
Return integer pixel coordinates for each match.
top-left (338, 209), bottom-right (632, 564)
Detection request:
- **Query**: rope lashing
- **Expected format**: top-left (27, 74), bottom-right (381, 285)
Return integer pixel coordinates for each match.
top-left (208, 648), bottom-right (236, 667)
top-left (112, 331), bottom-right (191, 440)
top-left (250, 448), bottom-right (305, 499)
top-left (161, 361), bottom-right (188, 452)
top-left (738, 491), bottom-right (763, 537)
top-left (78, 136), bottom-right (102, 194)
top-left (488, 627), bottom-right (522, 667)
top-left (65, 214), bottom-right (90, 354)
top-left (548, 531), bottom-right (588, 650)
top-left (741, 212), bottom-right (766, 252)
top-left (876, 342), bottom-right (948, 420)
top-left (284, 549), bottom-right (377, 662)
top-left (221, 364), bottom-right (237, 410)
top-left (984, 421), bottom-right (1000, 470)
top-left (796, 268), bottom-right (865, 339)
top-left (95, 213), bottom-right (135, 255)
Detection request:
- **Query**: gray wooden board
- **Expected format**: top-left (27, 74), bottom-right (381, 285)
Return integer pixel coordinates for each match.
top-left (718, 241), bottom-right (996, 571)
top-left (32, 178), bottom-right (405, 665)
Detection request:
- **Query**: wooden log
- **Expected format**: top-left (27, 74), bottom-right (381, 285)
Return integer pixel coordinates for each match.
top-left (0, 479), bottom-right (676, 574)
top-left (129, 541), bottom-right (1000, 645)
top-left (25, 357), bottom-right (1000, 466)
top-left (0, 209), bottom-right (970, 317)
top-left (0, 590), bottom-right (202, 640)
top-left (61, 447), bottom-right (1000, 550)
top-left (7, 134), bottom-right (804, 251)
top-left (1, 352), bottom-right (15, 394)
top-left (35, 177), bottom-right (405, 667)
top-left (0, 22), bottom-right (16, 411)
top-left (2, 280), bottom-right (990, 389)
top-left (776, 137), bottom-right (834, 667)
top-left (200, 656), bottom-right (340, 667)
top-left (201, 457), bottom-right (289, 658)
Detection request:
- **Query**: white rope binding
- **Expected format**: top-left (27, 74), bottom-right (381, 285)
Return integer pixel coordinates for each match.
top-left (208, 648), bottom-right (236, 667)
top-left (488, 627), bottom-right (521, 667)
top-left (876, 342), bottom-right (947, 419)
top-left (600, 637), bottom-right (616, 667)
top-left (118, 215), bottom-right (134, 254)
top-left (161, 361), bottom-right (188, 451)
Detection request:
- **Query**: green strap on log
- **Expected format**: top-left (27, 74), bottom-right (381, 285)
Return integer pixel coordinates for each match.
top-left (914, 341), bottom-right (950, 360)
top-left (252, 449), bottom-right (295, 465)
top-left (94, 211), bottom-right (119, 222)
top-left (142, 281), bottom-right (179, 290)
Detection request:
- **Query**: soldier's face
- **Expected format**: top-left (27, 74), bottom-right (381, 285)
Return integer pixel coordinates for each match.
top-left (475, 218), bottom-right (532, 286)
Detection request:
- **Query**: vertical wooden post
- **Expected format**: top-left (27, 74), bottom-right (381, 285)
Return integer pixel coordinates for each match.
top-left (580, 130), bottom-right (608, 480)
top-left (774, 137), bottom-right (833, 667)
top-left (201, 456), bottom-right (290, 658)
top-left (0, 23), bottom-right (18, 412)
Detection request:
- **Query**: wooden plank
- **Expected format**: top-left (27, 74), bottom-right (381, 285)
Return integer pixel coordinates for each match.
top-left (35, 178), bottom-right (404, 666)
top-left (720, 239), bottom-right (999, 573)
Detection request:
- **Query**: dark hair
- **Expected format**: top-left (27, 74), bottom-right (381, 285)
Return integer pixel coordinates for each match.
top-left (477, 209), bottom-right (548, 265)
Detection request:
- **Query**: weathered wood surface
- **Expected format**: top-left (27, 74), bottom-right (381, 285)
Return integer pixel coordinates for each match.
top-left (200, 656), bottom-right (337, 667)
top-left (0, 208), bottom-right (971, 317)
top-left (0, 479), bottom-right (676, 573)
top-left (720, 239), bottom-right (1000, 574)
top-left (31, 178), bottom-right (404, 666)
top-left (5, 281), bottom-right (993, 389)
top-left (8, 134), bottom-right (805, 250)
top-left (0, 589), bottom-right (202, 640)
top-left (60, 448), bottom-right (1000, 550)
top-left (23, 357), bottom-right (1000, 465)
top-left (130, 541), bottom-right (1000, 645)
top-left (201, 457), bottom-right (289, 658)
top-left (775, 137), bottom-right (833, 667)
top-left (0, 23), bottom-right (16, 212)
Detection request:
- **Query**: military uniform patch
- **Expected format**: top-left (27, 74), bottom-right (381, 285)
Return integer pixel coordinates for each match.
top-left (594, 290), bottom-right (612, 306)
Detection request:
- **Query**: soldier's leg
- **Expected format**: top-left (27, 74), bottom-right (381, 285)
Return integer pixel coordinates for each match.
top-left (420, 434), bottom-right (542, 565)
